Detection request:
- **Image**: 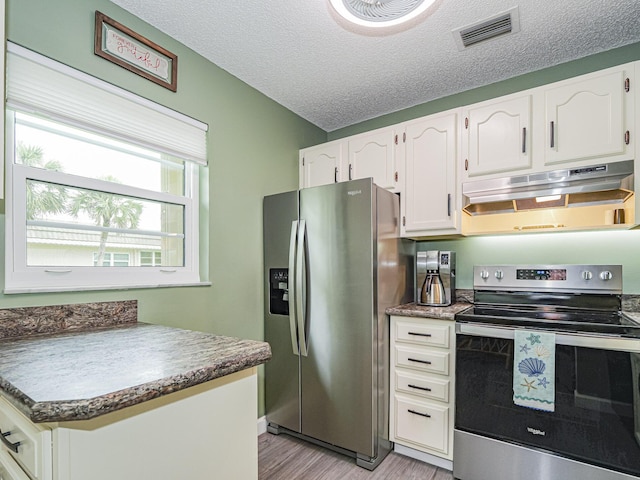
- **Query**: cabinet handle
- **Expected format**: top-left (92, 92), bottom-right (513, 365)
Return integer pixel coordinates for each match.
top-left (403, 132), bottom-right (406, 142)
top-left (408, 409), bottom-right (431, 418)
top-left (408, 384), bottom-right (432, 392)
top-left (522, 127), bottom-right (527, 153)
top-left (334, 167), bottom-right (338, 183)
top-left (395, 134), bottom-right (398, 145)
top-left (394, 171), bottom-right (399, 182)
top-left (625, 77), bottom-right (630, 93)
top-left (464, 159), bottom-right (468, 171)
top-left (625, 130), bottom-right (630, 145)
top-left (1, 430), bottom-right (21, 454)
top-left (408, 331), bottom-right (432, 337)
top-left (408, 357), bottom-right (432, 365)
top-left (550, 121), bottom-right (555, 148)
top-left (349, 164), bottom-right (353, 181)
top-left (447, 193), bottom-right (451, 217)
top-left (464, 117), bottom-right (469, 129)
top-left (402, 216), bottom-right (406, 227)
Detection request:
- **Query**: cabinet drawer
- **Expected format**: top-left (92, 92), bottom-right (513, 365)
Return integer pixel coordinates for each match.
top-left (0, 397), bottom-right (51, 480)
top-left (395, 320), bottom-right (450, 348)
top-left (395, 345), bottom-right (449, 375)
top-left (0, 449), bottom-right (30, 480)
top-left (395, 369), bottom-right (449, 403)
top-left (393, 395), bottom-right (449, 454)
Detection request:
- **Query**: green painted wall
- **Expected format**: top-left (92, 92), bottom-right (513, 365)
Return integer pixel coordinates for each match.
top-left (328, 42), bottom-right (640, 294)
top-left (2, 0), bottom-right (326, 416)
top-left (418, 230), bottom-right (640, 291)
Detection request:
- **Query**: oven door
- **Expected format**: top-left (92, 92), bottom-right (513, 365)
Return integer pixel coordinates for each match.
top-left (455, 322), bottom-right (640, 480)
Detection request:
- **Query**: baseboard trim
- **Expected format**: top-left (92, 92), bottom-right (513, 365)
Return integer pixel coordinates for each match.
top-left (394, 443), bottom-right (453, 471)
top-left (257, 415), bottom-right (268, 435)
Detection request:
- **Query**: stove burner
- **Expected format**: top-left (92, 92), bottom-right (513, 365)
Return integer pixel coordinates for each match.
top-left (457, 265), bottom-right (635, 336)
top-left (456, 305), bottom-right (640, 337)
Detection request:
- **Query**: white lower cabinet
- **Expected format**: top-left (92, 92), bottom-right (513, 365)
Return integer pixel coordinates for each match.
top-left (0, 368), bottom-right (258, 480)
top-left (0, 448), bottom-right (31, 480)
top-left (390, 315), bottom-right (454, 462)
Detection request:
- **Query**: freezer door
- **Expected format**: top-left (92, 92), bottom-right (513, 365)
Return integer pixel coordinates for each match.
top-left (263, 190), bottom-right (301, 432)
top-left (299, 178), bottom-right (377, 457)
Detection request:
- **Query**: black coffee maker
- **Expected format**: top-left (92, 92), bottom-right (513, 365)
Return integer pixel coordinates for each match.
top-left (416, 251), bottom-right (456, 306)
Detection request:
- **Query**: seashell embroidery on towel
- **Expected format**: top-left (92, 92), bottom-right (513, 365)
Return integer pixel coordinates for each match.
top-left (534, 345), bottom-right (551, 359)
top-left (518, 357), bottom-right (546, 377)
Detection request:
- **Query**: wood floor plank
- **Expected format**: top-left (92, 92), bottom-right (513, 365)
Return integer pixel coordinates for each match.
top-left (258, 433), bottom-right (454, 479)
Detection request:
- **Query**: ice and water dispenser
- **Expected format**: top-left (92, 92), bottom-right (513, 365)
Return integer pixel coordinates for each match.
top-left (268, 268), bottom-right (289, 315)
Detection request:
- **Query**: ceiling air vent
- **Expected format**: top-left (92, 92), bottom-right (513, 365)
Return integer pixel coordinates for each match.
top-left (453, 6), bottom-right (520, 50)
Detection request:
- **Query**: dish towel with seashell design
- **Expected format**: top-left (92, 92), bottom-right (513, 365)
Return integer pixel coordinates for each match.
top-left (513, 329), bottom-right (555, 412)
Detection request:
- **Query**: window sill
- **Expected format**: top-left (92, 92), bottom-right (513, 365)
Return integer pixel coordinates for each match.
top-left (4, 281), bottom-right (212, 295)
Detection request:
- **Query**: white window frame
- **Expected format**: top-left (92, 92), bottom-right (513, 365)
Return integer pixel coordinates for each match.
top-left (4, 43), bottom-right (208, 294)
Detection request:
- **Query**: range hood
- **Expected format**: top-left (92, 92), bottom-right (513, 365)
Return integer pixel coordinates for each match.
top-left (463, 160), bottom-right (634, 216)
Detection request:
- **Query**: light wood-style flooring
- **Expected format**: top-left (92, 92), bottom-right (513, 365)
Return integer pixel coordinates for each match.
top-left (258, 432), bottom-right (454, 480)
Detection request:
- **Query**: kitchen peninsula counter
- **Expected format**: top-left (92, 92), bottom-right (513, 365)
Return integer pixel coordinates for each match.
top-left (0, 322), bottom-right (271, 423)
top-left (0, 302), bottom-right (270, 480)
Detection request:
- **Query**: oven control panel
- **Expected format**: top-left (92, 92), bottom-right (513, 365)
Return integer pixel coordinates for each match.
top-left (474, 264), bottom-right (622, 293)
top-left (516, 268), bottom-right (567, 281)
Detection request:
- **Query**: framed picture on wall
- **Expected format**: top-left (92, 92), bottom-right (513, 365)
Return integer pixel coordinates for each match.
top-left (94, 11), bottom-right (178, 92)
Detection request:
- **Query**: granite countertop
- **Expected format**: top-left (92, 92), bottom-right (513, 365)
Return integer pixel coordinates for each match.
top-left (0, 322), bottom-right (271, 423)
top-left (386, 302), bottom-right (471, 320)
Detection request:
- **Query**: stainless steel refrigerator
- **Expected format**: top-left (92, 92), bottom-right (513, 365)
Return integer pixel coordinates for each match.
top-left (263, 178), bottom-right (412, 470)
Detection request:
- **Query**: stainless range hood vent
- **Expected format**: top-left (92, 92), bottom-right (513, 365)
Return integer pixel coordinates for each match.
top-left (463, 160), bottom-right (634, 216)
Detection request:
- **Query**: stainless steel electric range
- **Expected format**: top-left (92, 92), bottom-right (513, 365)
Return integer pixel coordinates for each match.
top-left (454, 265), bottom-right (640, 480)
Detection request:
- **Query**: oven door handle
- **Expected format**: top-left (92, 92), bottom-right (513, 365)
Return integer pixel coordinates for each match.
top-left (456, 322), bottom-right (640, 353)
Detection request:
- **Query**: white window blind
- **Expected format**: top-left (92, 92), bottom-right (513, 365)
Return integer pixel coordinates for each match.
top-left (6, 42), bottom-right (208, 165)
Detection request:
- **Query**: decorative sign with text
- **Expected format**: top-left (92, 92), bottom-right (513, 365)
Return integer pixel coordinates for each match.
top-left (94, 11), bottom-right (177, 92)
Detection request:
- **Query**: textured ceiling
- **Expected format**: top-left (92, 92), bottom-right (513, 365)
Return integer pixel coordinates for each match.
top-left (109, 0), bottom-right (640, 132)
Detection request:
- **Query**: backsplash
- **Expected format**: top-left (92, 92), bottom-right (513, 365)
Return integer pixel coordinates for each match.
top-left (0, 300), bottom-right (137, 339)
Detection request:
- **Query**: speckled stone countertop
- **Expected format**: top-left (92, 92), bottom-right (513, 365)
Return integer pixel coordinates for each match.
top-left (0, 322), bottom-right (271, 423)
top-left (386, 302), bottom-right (471, 320)
top-left (387, 293), bottom-right (640, 322)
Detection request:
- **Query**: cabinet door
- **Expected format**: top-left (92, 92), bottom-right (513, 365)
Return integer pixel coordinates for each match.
top-left (347, 128), bottom-right (399, 191)
top-left (544, 68), bottom-right (631, 166)
top-left (465, 95), bottom-right (532, 177)
top-left (403, 112), bottom-right (458, 235)
top-left (299, 141), bottom-right (343, 188)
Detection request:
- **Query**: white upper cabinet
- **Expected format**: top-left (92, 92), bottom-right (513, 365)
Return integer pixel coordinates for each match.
top-left (463, 94), bottom-right (532, 179)
top-left (402, 111), bottom-right (459, 237)
top-left (347, 127), bottom-right (401, 192)
top-left (299, 140), bottom-right (343, 188)
top-left (543, 65), bottom-right (633, 167)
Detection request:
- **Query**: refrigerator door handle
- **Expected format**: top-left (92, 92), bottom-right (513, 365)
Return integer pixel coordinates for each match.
top-left (296, 219), bottom-right (309, 357)
top-left (288, 220), bottom-right (300, 355)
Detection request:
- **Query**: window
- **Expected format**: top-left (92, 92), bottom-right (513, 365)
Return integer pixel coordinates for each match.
top-left (5, 43), bottom-right (208, 293)
top-left (140, 251), bottom-right (162, 267)
top-left (94, 253), bottom-right (131, 267)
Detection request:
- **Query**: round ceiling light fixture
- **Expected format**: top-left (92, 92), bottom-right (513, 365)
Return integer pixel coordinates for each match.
top-left (329, 0), bottom-right (438, 28)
